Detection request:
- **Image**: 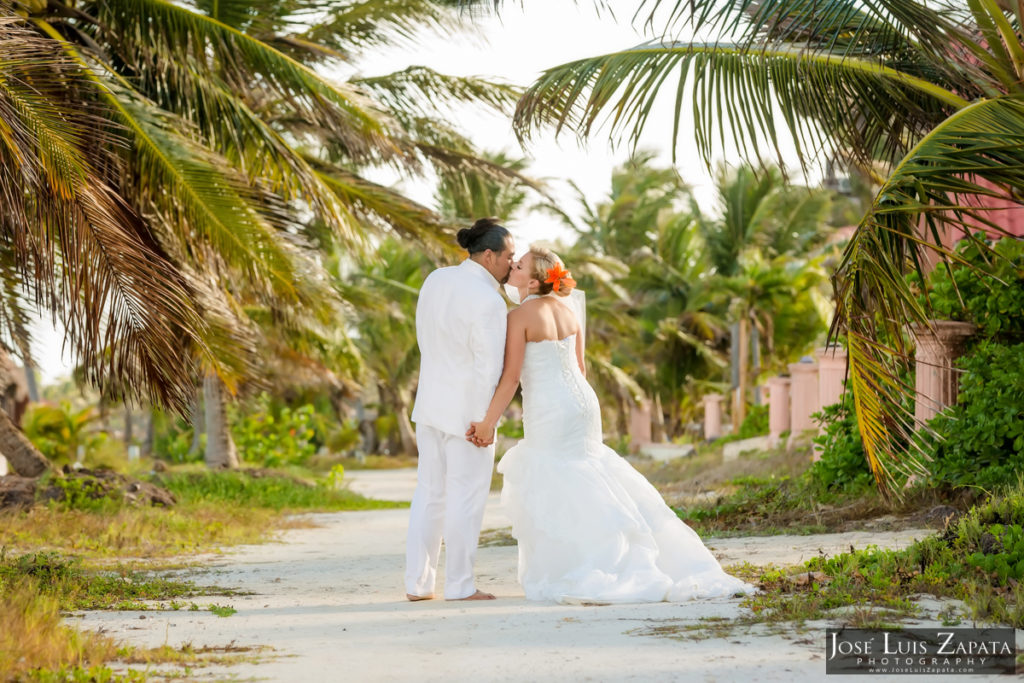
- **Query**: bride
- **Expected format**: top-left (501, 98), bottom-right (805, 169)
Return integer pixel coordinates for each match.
top-left (466, 246), bottom-right (755, 604)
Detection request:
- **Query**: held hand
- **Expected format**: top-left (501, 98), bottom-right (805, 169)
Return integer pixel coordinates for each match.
top-left (466, 421), bottom-right (495, 448)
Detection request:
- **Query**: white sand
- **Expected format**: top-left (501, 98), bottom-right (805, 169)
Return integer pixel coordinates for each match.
top-left (74, 468), bottom-right (1020, 682)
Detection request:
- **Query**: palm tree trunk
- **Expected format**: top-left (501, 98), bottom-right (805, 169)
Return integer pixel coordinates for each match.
top-left (188, 386), bottom-right (203, 457)
top-left (734, 316), bottom-right (749, 427)
top-left (23, 361), bottom-right (39, 403)
top-left (393, 388), bottom-right (417, 457)
top-left (751, 324), bottom-right (762, 406)
top-left (651, 393), bottom-right (667, 442)
top-left (124, 405), bottom-right (133, 449)
top-left (143, 408), bottom-right (155, 457)
top-left (0, 346), bottom-right (50, 477)
top-left (616, 393), bottom-right (630, 437)
top-left (203, 372), bottom-right (239, 469)
top-left (0, 407), bottom-right (51, 477)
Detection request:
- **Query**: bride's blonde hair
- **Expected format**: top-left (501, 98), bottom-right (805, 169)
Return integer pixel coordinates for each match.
top-left (529, 246), bottom-right (574, 298)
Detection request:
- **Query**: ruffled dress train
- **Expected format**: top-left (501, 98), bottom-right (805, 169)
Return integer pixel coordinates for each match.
top-left (497, 334), bottom-right (755, 603)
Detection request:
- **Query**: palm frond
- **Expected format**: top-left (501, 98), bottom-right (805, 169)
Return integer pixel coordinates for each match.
top-left (514, 40), bottom-right (967, 171)
top-left (190, 0), bottom-right (263, 28)
top-left (641, 0), bottom-right (972, 66)
top-left (655, 319), bottom-right (729, 367)
top-left (32, 33), bottom-right (313, 309)
top-left (833, 94), bottom-right (1024, 494)
top-left (354, 66), bottom-right (522, 119)
top-left (586, 353), bottom-right (646, 403)
top-left (1, 10), bottom-right (210, 410)
top-left (309, 161), bottom-right (459, 260)
top-left (103, 50), bottom-right (367, 249)
top-left (761, 187), bottom-right (833, 256)
top-left (94, 0), bottom-right (404, 163)
top-left (298, 0), bottom-right (459, 58)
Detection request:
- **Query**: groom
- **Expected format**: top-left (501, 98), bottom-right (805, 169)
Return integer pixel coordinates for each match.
top-left (405, 217), bottom-right (514, 601)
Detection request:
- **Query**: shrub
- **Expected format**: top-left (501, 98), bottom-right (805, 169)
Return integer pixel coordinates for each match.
top-left (158, 428), bottom-right (203, 464)
top-left (808, 393), bottom-right (874, 493)
top-left (230, 393), bottom-right (318, 467)
top-left (47, 475), bottom-right (123, 513)
top-left (926, 341), bottom-right (1024, 491)
top-left (912, 235), bottom-right (1024, 341)
top-left (737, 404), bottom-right (769, 439)
top-left (324, 419), bottom-right (361, 454)
top-left (22, 402), bottom-right (105, 466)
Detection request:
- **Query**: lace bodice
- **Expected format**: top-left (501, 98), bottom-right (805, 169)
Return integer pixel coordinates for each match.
top-left (519, 334), bottom-right (602, 452)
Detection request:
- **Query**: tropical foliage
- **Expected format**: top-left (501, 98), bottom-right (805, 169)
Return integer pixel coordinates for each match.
top-left (334, 238), bottom-right (435, 457)
top-left (21, 402), bottom-right (104, 467)
top-left (495, 0), bottom-right (1024, 494)
top-left (926, 341), bottom-right (1024, 491)
top-left (559, 154), bottom-right (835, 439)
top-left (0, 0), bottom-right (525, 472)
top-left (0, 0), bottom-right (522, 402)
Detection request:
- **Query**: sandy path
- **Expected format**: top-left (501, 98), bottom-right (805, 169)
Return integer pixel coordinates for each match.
top-left (76, 468), bottom-right (1018, 682)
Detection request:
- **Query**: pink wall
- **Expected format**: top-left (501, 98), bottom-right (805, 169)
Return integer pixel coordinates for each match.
top-left (948, 178), bottom-right (1024, 243)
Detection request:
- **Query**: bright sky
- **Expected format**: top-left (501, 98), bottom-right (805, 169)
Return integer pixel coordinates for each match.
top-left (361, 1), bottom-right (718, 247)
top-left (31, 1), bottom-right (809, 385)
top-left (360, 1), bottom-right (811, 244)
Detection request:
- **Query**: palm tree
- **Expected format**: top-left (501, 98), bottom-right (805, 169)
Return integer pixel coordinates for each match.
top-left (626, 214), bottom-right (729, 438)
top-left (702, 164), bottom-right (832, 277)
top-left (699, 163), bottom-right (832, 422)
top-left (2, 1), bottom-right (525, 471)
top-left (335, 239), bottom-right (435, 457)
top-left (561, 154), bottom-right (717, 438)
top-left (436, 150), bottom-right (535, 222)
top-left (0, 12), bottom-right (209, 474)
top-left (717, 251), bottom-right (828, 417)
top-left (500, 0), bottom-right (1023, 494)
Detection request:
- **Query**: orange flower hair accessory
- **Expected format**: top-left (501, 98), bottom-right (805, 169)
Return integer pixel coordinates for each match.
top-left (544, 263), bottom-right (576, 293)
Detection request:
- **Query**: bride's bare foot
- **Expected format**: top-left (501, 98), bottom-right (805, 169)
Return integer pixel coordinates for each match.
top-left (406, 593), bottom-right (434, 601)
top-left (447, 589), bottom-right (496, 601)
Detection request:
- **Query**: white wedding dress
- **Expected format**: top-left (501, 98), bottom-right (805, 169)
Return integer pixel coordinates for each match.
top-left (497, 333), bottom-right (756, 603)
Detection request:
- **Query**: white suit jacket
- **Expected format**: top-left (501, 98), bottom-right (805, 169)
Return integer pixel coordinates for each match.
top-left (411, 259), bottom-right (507, 437)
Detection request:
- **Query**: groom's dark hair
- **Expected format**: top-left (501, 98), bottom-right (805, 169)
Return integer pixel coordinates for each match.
top-left (457, 217), bottom-right (510, 255)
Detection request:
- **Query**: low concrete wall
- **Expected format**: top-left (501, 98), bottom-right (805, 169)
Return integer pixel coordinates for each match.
top-left (637, 443), bottom-right (695, 462)
top-left (722, 435), bottom-right (772, 462)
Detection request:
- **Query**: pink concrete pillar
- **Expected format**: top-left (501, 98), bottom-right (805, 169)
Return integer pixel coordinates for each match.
top-left (911, 321), bottom-right (976, 425)
top-left (817, 346), bottom-right (848, 410)
top-left (766, 376), bottom-right (791, 447)
top-left (703, 393), bottom-right (725, 440)
top-left (788, 358), bottom-right (820, 435)
top-left (629, 400), bottom-right (653, 446)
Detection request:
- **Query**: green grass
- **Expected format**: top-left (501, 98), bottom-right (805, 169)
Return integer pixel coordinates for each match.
top-left (647, 482), bottom-right (1024, 644)
top-left (672, 473), bottom-right (888, 537)
top-left (0, 466), bottom-right (406, 680)
top-left (631, 482), bottom-right (1024, 646)
top-left (307, 453), bottom-right (418, 471)
top-left (155, 469), bottom-right (408, 511)
top-left (765, 483), bottom-right (1024, 629)
top-left (646, 439), bottom-right (962, 537)
top-left (206, 603), bottom-right (237, 617)
top-left (19, 666), bottom-right (147, 682)
top-left (0, 550), bottom-right (234, 612)
top-left (1, 467), bottom-right (406, 560)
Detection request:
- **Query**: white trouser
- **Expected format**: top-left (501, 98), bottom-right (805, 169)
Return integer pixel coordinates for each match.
top-left (405, 423), bottom-right (495, 599)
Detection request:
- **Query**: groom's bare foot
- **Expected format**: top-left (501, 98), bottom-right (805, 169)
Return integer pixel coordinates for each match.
top-left (406, 593), bottom-right (434, 601)
top-left (447, 589), bottom-right (496, 601)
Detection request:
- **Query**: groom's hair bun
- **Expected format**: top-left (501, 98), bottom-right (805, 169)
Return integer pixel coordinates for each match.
top-left (457, 217), bottom-right (510, 254)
